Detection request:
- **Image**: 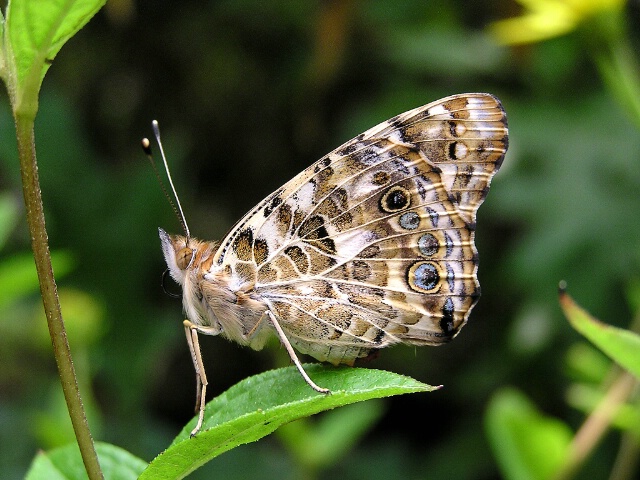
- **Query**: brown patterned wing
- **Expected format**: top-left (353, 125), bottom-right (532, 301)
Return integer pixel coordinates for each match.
top-left (213, 93), bottom-right (508, 365)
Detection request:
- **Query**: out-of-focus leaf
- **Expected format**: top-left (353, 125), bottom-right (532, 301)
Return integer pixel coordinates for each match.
top-left (486, 388), bottom-right (572, 480)
top-left (565, 342), bottom-right (611, 384)
top-left (276, 399), bottom-right (385, 471)
top-left (32, 287), bottom-right (105, 350)
top-left (25, 442), bottom-right (146, 480)
top-left (0, 250), bottom-right (74, 311)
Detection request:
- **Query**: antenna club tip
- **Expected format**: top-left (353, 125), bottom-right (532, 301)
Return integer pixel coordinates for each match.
top-left (141, 137), bottom-right (152, 154)
top-left (152, 119), bottom-right (161, 138)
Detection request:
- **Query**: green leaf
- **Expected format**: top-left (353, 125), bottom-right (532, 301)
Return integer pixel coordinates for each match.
top-left (141, 364), bottom-right (435, 479)
top-left (0, 250), bottom-right (74, 310)
top-left (560, 288), bottom-right (640, 379)
top-left (25, 442), bottom-right (147, 480)
top-left (564, 342), bottom-right (611, 384)
top-left (3, 0), bottom-right (106, 115)
top-left (485, 388), bottom-right (573, 480)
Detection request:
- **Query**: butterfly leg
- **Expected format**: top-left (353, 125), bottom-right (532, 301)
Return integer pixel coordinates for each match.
top-left (265, 310), bottom-right (331, 395)
top-left (184, 319), bottom-right (208, 436)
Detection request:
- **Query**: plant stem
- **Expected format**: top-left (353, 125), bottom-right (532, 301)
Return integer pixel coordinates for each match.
top-left (15, 113), bottom-right (103, 480)
top-left (554, 371), bottom-right (638, 480)
top-left (585, 9), bottom-right (640, 130)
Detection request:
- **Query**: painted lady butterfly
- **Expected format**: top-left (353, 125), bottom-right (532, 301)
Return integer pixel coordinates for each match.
top-left (157, 93), bottom-right (508, 434)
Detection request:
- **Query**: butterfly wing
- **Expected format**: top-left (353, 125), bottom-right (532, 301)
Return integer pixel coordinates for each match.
top-left (213, 93), bottom-right (508, 364)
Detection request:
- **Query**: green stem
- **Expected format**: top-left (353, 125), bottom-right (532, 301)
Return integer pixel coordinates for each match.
top-left (596, 39), bottom-right (640, 130)
top-left (15, 113), bottom-right (103, 480)
top-left (585, 10), bottom-right (640, 130)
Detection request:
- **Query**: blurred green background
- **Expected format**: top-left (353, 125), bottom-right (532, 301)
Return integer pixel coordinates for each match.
top-left (1, 0), bottom-right (639, 478)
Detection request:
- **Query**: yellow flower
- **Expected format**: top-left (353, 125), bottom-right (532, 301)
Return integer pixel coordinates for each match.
top-left (489, 0), bottom-right (626, 45)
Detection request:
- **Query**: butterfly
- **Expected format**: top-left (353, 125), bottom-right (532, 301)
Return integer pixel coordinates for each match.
top-left (157, 93), bottom-right (508, 435)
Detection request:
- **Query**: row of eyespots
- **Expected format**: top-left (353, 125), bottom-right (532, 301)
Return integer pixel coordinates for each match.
top-left (378, 184), bottom-right (459, 271)
top-left (378, 185), bottom-right (448, 256)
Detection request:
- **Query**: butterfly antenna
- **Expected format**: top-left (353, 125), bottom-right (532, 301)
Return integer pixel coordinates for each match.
top-left (141, 120), bottom-right (191, 239)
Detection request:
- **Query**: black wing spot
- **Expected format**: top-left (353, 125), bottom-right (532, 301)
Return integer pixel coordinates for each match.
top-left (380, 186), bottom-right (411, 212)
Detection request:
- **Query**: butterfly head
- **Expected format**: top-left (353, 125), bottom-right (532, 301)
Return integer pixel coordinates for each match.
top-left (159, 227), bottom-right (219, 285)
top-left (158, 227), bottom-right (197, 286)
